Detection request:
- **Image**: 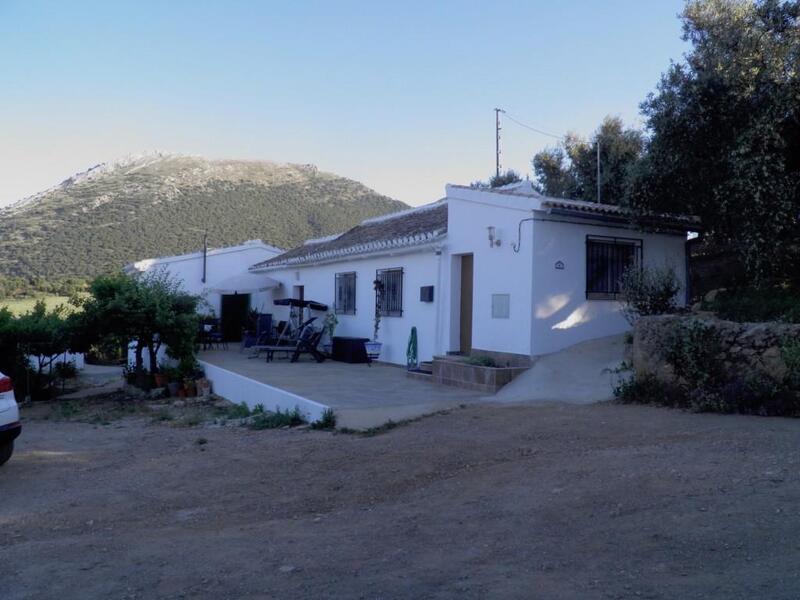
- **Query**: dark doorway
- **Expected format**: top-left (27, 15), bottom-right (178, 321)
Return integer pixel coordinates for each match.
top-left (459, 254), bottom-right (473, 354)
top-left (220, 294), bottom-right (250, 342)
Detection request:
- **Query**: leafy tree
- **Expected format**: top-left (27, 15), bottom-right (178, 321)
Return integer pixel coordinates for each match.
top-left (0, 301), bottom-right (79, 399)
top-left (531, 146), bottom-right (578, 198)
top-left (76, 270), bottom-right (200, 383)
top-left (532, 116), bottom-right (645, 203)
top-left (471, 169), bottom-right (524, 190)
top-left (627, 0), bottom-right (800, 282)
top-left (489, 169), bottom-right (523, 188)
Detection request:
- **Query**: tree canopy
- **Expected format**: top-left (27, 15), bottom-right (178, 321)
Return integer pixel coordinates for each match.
top-left (532, 116), bottom-right (645, 203)
top-left (75, 270), bottom-right (200, 382)
top-left (628, 0), bottom-right (800, 281)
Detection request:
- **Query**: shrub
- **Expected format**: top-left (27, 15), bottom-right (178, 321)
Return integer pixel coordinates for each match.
top-left (310, 408), bottom-right (337, 430)
top-left (248, 407), bottom-right (306, 430)
top-left (782, 338), bottom-right (800, 389)
top-left (706, 287), bottom-right (800, 323)
top-left (662, 320), bottom-right (725, 389)
top-left (614, 374), bottom-right (684, 407)
top-left (54, 361), bottom-right (78, 379)
top-left (619, 264), bottom-right (681, 325)
top-left (465, 355), bottom-right (497, 368)
top-left (616, 320), bottom-right (800, 416)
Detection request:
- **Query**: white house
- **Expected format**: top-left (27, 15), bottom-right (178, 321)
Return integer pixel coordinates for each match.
top-left (249, 181), bottom-right (697, 366)
top-left (124, 240), bottom-right (283, 341)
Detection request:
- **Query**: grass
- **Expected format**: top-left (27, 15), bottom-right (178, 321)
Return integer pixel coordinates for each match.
top-left (338, 408), bottom-right (462, 437)
top-left (0, 295), bottom-right (75, 315)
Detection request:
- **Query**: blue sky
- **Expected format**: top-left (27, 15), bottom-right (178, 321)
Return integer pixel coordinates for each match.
top-left (0, 0), bottom-right (688, 206)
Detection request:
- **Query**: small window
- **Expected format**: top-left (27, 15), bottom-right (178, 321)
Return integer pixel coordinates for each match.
top-left (335, 272), bottom-right (356, 315)
top-left (586, 235), bottom-right (642, 300)
top-left (492, 294), bottom-right (510, 319)
top-left (375, 268), bottom-right (403, 317)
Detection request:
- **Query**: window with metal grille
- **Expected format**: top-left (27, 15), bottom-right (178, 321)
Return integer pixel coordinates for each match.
top-left (586, 235), bottom-right (642, 300)
top-left (335, 272), bottom-right (356, 315)
top-left (375, 268), bottom-right (403, 317)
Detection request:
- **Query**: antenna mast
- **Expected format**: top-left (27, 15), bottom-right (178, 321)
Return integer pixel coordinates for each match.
top-left (494, 108), bottom-right (504, 178)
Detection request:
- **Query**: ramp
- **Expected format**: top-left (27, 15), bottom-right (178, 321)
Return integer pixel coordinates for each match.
top-left (491, 334), bottom-right (626, 404)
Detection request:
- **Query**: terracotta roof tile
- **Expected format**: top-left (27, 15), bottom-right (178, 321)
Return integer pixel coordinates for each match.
top-left (250, 202), bottom-right (448, 270)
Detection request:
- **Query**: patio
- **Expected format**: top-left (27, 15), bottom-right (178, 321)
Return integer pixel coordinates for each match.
top-left (198, 346), bottom-right (484, 429)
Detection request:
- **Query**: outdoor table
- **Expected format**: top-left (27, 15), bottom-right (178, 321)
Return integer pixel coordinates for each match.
top-left (331, 336), bottom-right (370, 364)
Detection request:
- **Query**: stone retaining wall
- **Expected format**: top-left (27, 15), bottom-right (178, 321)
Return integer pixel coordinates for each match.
top-left (431, 356), bottom-right (530, 394)
top-left (633, 314), bottom-right (800, 383)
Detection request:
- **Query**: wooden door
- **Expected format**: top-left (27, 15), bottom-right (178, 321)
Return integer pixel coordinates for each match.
top-left (459, 254), bottom-right (473, 354)
top-left (221, 294), bottom-right (250, 342)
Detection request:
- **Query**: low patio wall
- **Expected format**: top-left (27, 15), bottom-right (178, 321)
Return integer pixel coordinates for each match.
top-left (198, 360), bottom-right (329, 422)
top-left (432, 356), bottom-right (529, 394)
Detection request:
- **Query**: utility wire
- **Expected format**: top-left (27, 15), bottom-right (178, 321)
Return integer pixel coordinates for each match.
top-left (501, 111), bottom-right (567, 142)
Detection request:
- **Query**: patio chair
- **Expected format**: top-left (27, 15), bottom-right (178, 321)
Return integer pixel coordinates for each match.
top-left (241, 313), bottom-right (273, 353)
top-left (252, 317), bottom-right (317, 360)
top-left (201, 319), bottom-right (226, 350)
top-left (264, 324), bottom-right (326, 363)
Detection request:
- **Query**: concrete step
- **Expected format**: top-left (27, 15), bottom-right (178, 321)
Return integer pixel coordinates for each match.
top-left (406, 369), bottom-right (433, 382)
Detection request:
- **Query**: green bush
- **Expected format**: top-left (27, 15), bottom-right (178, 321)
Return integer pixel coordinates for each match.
top-left (706, 287), bottom-right (800, 323)
top-left (782, 338), bottom-right (800, 390)
top-left (663, 320), bottom-right (725, 389)
top-left (614, 374), bottom-right (684, 407)
top-left (615, 320), bottom-right (800, 417)
top-left (465, 355), bottom-right (498, 368)
top-left (310, 408), bottom-right (337, 430)
top-left (619, 264), bottom-right (681, 324)
top-left (248, 407), bottom-right (306, 430)
top-left (54, 361), bottom-right (78, 379)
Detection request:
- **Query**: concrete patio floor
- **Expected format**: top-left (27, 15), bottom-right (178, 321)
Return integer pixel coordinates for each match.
top-left (198, 347), bottom-right (484, 429)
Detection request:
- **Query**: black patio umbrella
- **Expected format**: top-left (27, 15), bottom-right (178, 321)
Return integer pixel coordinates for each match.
top-left (273, 298), bottom-right (329, 331)
top-left (273, 298), bottom-right (328, 312)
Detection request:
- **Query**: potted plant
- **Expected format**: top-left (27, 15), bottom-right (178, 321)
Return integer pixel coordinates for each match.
top-left (365, 279), bottom-right (383, 360)
top-left (153, 360), bottom-right (169, 387)
top-left (183, 377), bottom-right (197, 398)
top-left (159, 365), bottom-right (181, 397)
top-left (322, 312), bottom-right (338, 355)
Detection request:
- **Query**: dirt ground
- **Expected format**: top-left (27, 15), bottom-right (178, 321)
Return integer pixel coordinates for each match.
top-left (2, 399), bottom-right (800, 599)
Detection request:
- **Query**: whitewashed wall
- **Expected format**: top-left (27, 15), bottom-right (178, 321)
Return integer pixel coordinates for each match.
top-left (530, 217), bottom-right (687, 355)
top-left (129, 242), bottom-right (282, 315)
top-left (444, 189), bottom-right (537, 358)
top-left (265, 250), bottom-right (442, 365)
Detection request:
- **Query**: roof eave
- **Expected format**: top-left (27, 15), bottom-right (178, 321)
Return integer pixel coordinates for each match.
top-left (544, 207), bottom-right (701, 233)
top-left (250, 233), bottom-right (447, 272)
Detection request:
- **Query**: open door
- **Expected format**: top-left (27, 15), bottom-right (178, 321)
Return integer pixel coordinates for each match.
top-left (220, 294), bottom-right (250, 342)
top-left (459, 254), bottom-right (473, 354)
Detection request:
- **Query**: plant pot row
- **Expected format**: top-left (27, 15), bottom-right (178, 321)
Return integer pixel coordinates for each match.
top-left (164, 378), bottom-right (211, 398)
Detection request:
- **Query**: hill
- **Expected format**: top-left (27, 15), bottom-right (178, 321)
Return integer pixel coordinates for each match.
top-left (0, 153), bottom-right (407, 287)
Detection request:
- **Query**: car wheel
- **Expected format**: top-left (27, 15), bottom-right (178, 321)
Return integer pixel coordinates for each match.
top-left (0, 441), bottom-right (13, 466)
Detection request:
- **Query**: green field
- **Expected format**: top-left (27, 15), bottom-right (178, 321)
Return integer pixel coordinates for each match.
top-left (0, 295), bottom-right (75, 315)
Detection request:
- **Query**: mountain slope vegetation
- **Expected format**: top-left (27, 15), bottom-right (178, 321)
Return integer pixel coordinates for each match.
top-left (0, 154), bottom-right (406, 288)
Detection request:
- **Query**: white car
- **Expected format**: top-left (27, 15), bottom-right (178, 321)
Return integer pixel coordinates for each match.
top-left (0, 371), bottom-right (21, 466)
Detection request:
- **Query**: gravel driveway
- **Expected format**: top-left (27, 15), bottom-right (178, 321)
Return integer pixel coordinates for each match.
top-left (2, 402), bottom-right (799, 599)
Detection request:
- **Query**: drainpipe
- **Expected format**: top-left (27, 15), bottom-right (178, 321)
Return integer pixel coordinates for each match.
top-left (434, 245), bottom-right (444, 357)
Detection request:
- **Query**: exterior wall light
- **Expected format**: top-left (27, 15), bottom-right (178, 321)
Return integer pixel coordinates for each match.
top-left (487, 226), bottom-right (501, 248)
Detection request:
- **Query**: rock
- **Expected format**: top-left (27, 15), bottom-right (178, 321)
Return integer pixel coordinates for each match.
top-left (279, 565), bottom-right (297, 574)
top-left (172, 400), bottom-right (186, 408)
top-left (633, 315), bottom-right (800, 386)
top-left (703, 288), bottom-right (726, 303)
top-left (148, 387), bottom-right (166, 399)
